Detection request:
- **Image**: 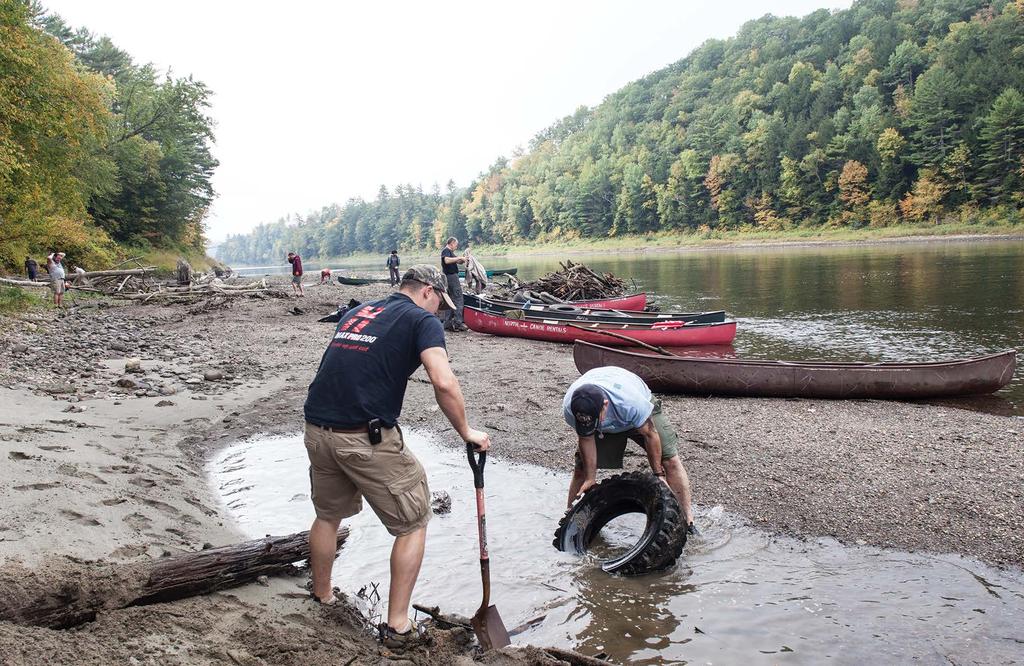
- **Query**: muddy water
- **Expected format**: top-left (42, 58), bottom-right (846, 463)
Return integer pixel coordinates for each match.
top-left (212, 431), bottom-right (1024, 664)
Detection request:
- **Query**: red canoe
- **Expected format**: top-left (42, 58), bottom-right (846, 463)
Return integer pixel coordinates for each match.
top-left (463, 306), bottom-right (736, 346)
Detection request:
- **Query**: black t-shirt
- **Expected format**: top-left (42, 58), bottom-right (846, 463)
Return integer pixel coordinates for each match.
top-left (441, 247), bottom-right (458, 275)
top-left (304, 293), bottom-right (446, 428)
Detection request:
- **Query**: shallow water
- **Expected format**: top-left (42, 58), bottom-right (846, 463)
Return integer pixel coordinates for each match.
top-left (211, 431), bottom-right (1024, 665)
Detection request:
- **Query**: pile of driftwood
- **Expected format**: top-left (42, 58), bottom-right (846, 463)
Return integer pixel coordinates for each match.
top-left (115, 277), bottom-right (290, 307)
top-left (1, 256), bottom-right (280, 309)
top-left (497, 260), bottom-right (627, 302)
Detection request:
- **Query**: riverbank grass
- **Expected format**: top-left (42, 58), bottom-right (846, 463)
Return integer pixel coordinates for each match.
top-left (0, 286), bottom-right (42, 314)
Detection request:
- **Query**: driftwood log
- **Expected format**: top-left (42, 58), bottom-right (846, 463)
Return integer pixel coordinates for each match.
top-left (543, 647), bottom-right (617, 666)
top-left (0, 277), bottom-right (49, 288)
top-left (0, 527), bottom-right (348, 629)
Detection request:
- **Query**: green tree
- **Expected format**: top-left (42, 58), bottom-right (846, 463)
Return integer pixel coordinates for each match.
top-left (978, 88), bottom-right (1024, 202)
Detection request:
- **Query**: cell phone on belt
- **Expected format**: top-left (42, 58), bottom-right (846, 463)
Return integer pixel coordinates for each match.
top-left (368, 418), bottom-right (383, 445)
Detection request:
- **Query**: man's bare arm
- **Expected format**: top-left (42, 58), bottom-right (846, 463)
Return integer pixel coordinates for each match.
top-left (420, 346), bottom-right (489, 450)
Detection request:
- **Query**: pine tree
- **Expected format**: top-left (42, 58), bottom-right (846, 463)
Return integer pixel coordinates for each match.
top-left (978, 88), bottom-right (1024, 202)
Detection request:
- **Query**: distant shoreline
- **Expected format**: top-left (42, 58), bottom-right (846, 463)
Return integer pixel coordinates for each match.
top-left (225, 229), bottom-right (1024, 270)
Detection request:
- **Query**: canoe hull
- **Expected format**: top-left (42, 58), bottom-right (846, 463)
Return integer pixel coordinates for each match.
top-left (336, 276), bottom-right (389, 285)
top-left (462, 294), bottom-right (725, 325)
top-left (573, 341), bottom-right (1017, 399)
top-left (570, 293), bottom-right (646, 310)
top-left (464, 306), bottom-right (736, 346)
top-left (459, 267), bottom-right (518, 277)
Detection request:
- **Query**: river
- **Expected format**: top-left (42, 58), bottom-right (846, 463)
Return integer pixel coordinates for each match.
top-left (232, 238), bottom-right (1024, 413)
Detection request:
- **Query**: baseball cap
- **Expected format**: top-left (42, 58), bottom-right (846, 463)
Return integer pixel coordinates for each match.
top-left (570, 384), bottom-right (605, 436)
top-left (403, 264), bottom-right (455, 311)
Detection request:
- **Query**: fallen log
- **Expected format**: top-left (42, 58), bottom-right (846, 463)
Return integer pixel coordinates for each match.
top-left (0, 527), bottom-right (348, 629)
top-left (0, 277), bottom-right (49, 288)
top-left (543, 647), bottom-right (617, 666)
top-left (77, 268), bottom-right (153, 279)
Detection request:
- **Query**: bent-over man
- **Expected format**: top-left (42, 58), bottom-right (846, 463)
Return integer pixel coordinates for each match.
top-left (303, 264), bottom-right (491, 649)
top-left (563, 366), bottom-right (696, 533)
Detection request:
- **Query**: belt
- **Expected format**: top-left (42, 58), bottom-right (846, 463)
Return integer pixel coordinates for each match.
top-left (310, 423), bottom-right (367, 433)
top-left (309, 422), bottom-right (393, 433)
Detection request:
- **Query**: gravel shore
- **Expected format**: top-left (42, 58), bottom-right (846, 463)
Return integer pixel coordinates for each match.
top-left (1, 275), bottom-right (1021, 664)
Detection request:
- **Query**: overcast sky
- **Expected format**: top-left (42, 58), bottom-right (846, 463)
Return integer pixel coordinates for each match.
top-left (44, 1), bottom-right (853, 242)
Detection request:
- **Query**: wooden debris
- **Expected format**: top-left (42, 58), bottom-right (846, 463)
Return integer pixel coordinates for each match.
top-left (0, 527), bottom-right (349, 629)
top-left (498, 260), bottom-right (626, 302)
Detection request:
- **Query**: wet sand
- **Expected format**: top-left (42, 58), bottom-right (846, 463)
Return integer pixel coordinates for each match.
top-left (0, 276), bottom-right (1021, 664)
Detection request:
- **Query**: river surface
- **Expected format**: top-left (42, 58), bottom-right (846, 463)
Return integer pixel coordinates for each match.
top-left (234, 239), bottom-right (1024, 413)
top-left (211, 431), bottom-right (1024, 665)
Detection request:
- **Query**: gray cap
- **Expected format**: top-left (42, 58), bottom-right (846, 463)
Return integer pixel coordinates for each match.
top-left (403, 264), bottom-right (455, 311)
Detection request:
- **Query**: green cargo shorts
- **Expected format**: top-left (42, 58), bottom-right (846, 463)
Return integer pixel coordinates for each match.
top-left (575, 398), bottom-right (679, 470)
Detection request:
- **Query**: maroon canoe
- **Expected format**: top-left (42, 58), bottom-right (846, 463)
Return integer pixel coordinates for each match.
top-left (569, 293), bottom-right (647, 310)
top-left (573, 341), bottom-right (1017, 399)
top-left (464, 306), bottom-right (736, 346)
top-left (519, 292), bottom-right (647, 310)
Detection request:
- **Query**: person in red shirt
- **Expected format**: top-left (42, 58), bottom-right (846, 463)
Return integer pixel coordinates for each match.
top-left (287, 252), bottom-right (304, 297)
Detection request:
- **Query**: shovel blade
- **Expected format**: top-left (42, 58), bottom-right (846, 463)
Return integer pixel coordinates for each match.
top-left (471, 605), bottom-right (511, 650)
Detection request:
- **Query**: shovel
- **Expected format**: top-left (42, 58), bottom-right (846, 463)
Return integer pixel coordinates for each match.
top-left (466, 443), bottom-right (511, 650)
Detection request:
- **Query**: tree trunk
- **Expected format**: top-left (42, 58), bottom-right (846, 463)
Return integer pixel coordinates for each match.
top-left (0, 527), bottom-right (348, 629)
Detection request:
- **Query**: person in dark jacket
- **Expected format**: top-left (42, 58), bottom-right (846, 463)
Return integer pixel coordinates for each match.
top-left (25, 256), bottom-right (38, 281)
top-left (386, 250), bottom-right (401, 287)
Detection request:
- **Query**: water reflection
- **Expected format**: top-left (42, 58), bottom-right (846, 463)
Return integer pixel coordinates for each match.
top-left (569, 564), bottom-right (695, 664)
top-left (508, 241), bottom-right (1024, 413)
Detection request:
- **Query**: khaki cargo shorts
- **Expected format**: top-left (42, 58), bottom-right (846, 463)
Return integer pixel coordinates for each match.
top-left (575, 398), bottom-right (679, 470)
top-left (304, 422), bottom-right (431, 536)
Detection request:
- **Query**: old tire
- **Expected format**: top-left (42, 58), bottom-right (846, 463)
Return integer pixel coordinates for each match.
top-left (552, 471), bottom-right (687, 575)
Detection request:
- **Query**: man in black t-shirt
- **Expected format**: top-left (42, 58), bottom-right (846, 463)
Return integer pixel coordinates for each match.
top-left (302, 264), bottom-right (490, 647)
top-left (440, 236), bottom-right (467, 331)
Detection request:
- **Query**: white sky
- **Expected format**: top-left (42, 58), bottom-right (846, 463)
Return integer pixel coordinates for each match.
top-left (44, 0), bottom-right (853, 242)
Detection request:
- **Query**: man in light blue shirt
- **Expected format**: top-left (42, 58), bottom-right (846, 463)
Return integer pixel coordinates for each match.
top-left (563, 366), bottom-right (695, 532)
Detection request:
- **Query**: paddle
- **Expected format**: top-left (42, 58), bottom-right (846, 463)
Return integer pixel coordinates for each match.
top-left (563, 322), bottom-right (674, 356)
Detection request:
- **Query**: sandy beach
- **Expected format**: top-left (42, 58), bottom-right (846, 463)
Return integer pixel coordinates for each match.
top-left (1, 276), bottom-right (1021, 664)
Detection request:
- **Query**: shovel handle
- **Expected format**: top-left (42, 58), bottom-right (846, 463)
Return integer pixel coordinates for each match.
top-left (466, 442), bottom-right (486, 488)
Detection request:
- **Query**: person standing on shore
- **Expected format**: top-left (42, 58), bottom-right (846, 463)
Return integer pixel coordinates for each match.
top-left (45, 252), bottom-right (66, 308)
top-left (387, 249), bottom-right (401, 287)
top-left (563, 366), bottom-right (697, 533)
top-left (24, 256), bottom-right (38, 281)
top-left (287, 251), bottom-right (304, 297)
top-left (440, 237), bottom-right (466, 331)
top-left (302, 264), bottom-right (491, 649)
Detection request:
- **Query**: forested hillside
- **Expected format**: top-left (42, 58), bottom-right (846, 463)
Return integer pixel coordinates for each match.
top-left (0, 1), bottom-right (216, 269)
top-left (219, 0), bottom-right (1024, 266)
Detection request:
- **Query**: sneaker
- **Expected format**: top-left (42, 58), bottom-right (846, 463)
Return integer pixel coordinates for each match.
top-left (455, 324), bottom-right (469, 332)
top-left (686, 522), bottom-right (702, 538)
top-left (378, 621), bottom-right (428, 651)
